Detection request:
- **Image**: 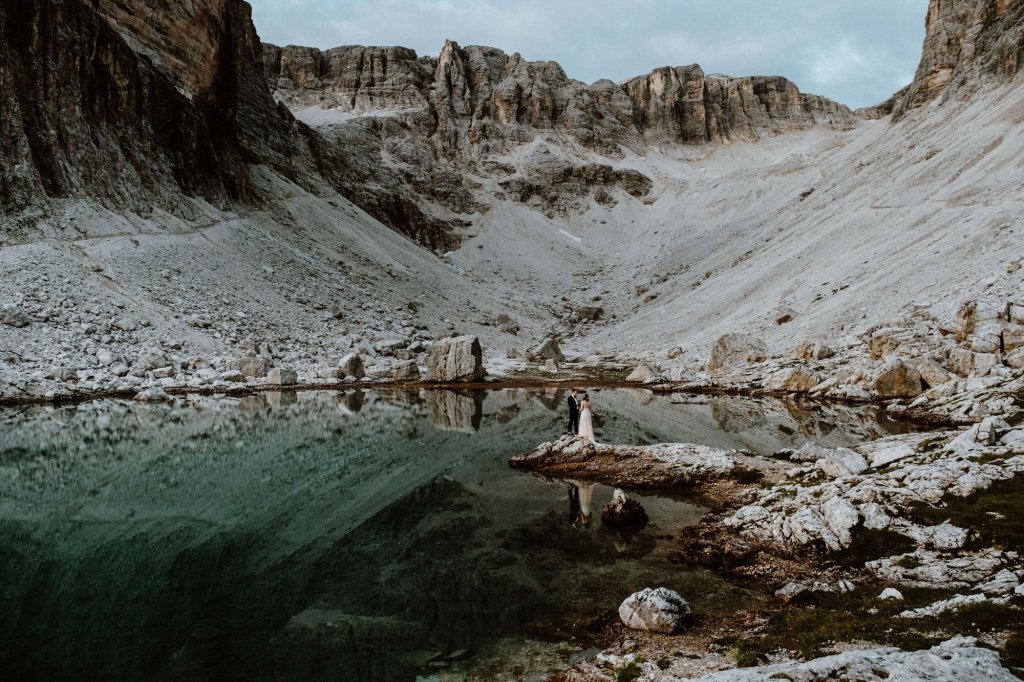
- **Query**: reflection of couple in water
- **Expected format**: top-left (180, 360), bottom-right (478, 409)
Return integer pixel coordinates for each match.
top-left (566, 388), bottom-right (595, 442)
top-left (567, 482), bottom-right (594, 529)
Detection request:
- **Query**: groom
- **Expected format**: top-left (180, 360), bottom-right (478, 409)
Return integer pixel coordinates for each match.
top-left (566, 388), bottom-right (579, 435)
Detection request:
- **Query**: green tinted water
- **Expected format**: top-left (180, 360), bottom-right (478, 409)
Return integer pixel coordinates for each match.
top-left (0, 388), bottom-right (916, 681)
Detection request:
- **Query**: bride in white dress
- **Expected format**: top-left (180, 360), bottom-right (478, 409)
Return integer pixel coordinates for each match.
top-left (577, 393), bottom-right (595, 442)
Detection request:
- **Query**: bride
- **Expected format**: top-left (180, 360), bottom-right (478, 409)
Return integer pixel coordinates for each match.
top-left (577, 392), bottom-right (595, 442)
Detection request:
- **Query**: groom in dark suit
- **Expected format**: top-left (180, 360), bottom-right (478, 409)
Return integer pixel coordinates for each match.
top-left (566, 388), bottom-right (579, 434)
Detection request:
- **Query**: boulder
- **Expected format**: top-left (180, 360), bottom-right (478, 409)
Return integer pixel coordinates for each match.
top-left (945, 348), bottom-right (999, 376)
top-left (915, 357), bottom-right (956, 387)
top-left (618, 587), bottom-right (692, 634)
top-left (527, 336), bottom-right (565, 364)
top-left (818, 447), bottom-right (869, 478)
top-left (626, 362), bottom-right (664, 384)
top-left (338, 352), bottom-right (365, 379)
top-left (873, 359), bottom-right (923, 398)
top-left (601, 489), bottom-right (649, 527)
top-left (0, 304), bottom-right (31, 328)
top-left (496, 313), bottom-right (519, 335)
top-left (236, 356), bottom-right (269, 378)
top-left (424, 335), bottom-right (485, 382)
top-left (1003, 324), bottom-right (1024, 353)
top-left (869, 444), bottom-right (916, 468)
top-left (775, 367), bottom-right (821, 392)
top-left (134, 346), bottom-right (170, 371)
top-left (544, 358), bottom-right (559, 372)
top-left (390, 360), bottom-right (420, 381)
top-left (706, 334), bottom-right (767, 373)
top-left (795, 339), bottom-right (833, 360)
top-left (267, 368), bottom-right (298, 385)
top-left (574, 306), bottom-right (604, 322)
top-left (1006, 348), bottom-right (1024, 370)
top-left (878, 588), bottom-right (904, 601)
top-left (133, 386), bottom-right (171, 402)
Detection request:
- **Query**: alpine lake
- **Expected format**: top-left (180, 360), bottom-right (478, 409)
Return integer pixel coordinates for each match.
top-left (0, 387), bottom-right (925, 681)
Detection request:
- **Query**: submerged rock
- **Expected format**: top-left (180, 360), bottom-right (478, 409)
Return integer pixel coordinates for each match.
top-left (601, 489), bottom-right (649, 527)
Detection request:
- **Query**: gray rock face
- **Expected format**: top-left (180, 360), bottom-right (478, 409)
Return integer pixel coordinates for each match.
top-left (893, 0), bottom-right (1024, 120)
top-left (423, 335), bottom-right (485, 382)
top-left (707, 334), bottom-right (768, 374)
top-left (618, 587), bottom-right (692, 634)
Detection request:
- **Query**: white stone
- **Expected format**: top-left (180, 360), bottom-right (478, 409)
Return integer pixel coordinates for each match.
top-left (688, 637), bottom-right (1016, 681)
top-left (822, 497), bottom-right (860, 548)
top-left (878, 588), bottom-right (903, 600)
top-left (869, 444), bottom-right (916, 468)
top-left (860, 502), bottom-right (891, 529)
top-left (818, 447), bottom-right (869, 478)
top-left (618, 587), bottom-right (692, 634)
top-left (899, 593), bottom-right (987, 619)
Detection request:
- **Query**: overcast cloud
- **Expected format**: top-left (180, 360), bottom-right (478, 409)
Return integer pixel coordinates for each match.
top-left (248, 0), bottom-right (928, 109)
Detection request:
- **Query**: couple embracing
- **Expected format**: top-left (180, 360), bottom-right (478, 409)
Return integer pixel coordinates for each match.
top-left (566, 388), bottom-right (595, 442)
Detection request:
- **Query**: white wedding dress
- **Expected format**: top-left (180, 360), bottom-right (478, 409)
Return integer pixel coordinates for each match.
top-left (578, 402), bottom-right (595, 442)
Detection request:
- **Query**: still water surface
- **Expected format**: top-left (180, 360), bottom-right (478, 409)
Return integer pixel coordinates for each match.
top-left (0, 388), bottom-right (918, 681)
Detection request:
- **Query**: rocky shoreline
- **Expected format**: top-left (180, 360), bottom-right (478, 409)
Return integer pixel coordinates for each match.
top-left (507, 384), bottom-right (1024, 679)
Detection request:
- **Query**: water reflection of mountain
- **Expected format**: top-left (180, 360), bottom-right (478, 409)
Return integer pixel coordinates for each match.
top-left (0, 389), bottom-right (914, 680)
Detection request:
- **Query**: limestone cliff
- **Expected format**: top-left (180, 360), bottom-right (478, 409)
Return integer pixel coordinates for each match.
top-left (0, 0), bottom-right (464, 250)
top-left (264, 40), bottom-right (858, 153)
top-left (893, 0), bottom-right (1024, 119)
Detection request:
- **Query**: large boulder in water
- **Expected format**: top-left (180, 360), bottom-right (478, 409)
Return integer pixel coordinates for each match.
top-left (424, 335), bottom-right (485, 382)
top-left (707, 334), bottom-right (768, 374)
top-left (618, 587), bottom-right (692, 634)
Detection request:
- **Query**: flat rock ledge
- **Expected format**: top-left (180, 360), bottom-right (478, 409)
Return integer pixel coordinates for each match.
top-left (623, 636), bottom-right (1017, 681)
top-left (510, 435), bottom-right (740, 490)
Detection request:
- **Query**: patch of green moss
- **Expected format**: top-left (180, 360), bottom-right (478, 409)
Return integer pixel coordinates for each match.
top-left (655, 657), bottom-right (671, 670)
top-left (907, 474), bottom-right (1024, 552)
top-left (832, 527), bottom-right (917, 568)
top-left (916, 438), bottom-right (945, 453)
top-left (612, 660), bottom-right (643, 682)
top-left (727, 588), bottom-right (955, 663)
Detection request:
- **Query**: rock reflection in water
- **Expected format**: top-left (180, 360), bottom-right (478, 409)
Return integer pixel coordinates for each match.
top-left (426, 389), bottom-right (485, 432)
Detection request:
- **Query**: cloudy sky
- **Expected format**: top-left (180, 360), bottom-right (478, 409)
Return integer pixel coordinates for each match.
top-left (248, 0), bottom-right (929, 109)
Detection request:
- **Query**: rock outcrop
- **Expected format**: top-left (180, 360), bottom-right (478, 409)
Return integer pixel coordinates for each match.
top-left (893, 0), bottom-right (1024, 119)
top-left (510, 435), bottom-right (740, 489)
